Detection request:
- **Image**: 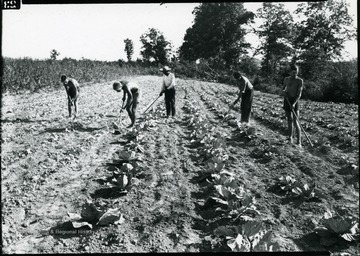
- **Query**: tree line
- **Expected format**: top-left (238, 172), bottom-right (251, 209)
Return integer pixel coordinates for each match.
top-left (129, 1), bottom-right (357, 103)
top-left (120, 2), bottom-right (357, 103)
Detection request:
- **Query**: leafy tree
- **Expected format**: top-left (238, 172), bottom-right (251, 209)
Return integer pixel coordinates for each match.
top-left (236, 56), bottom-right (260, 78)
top-left (179, 3), bottom-right (255, 67)
top-left (255, 3), bottom-right (295, 77)
top-left (117, 58), bottom-right (125, 67)
top-left (293, 0), bottom-right (356, 78)
top-left (140, 28), bottom-right (172, 65)
top-left (124, 38), bottom-right (134, 62)
top-left (50, 49), bottom-right (60, 60)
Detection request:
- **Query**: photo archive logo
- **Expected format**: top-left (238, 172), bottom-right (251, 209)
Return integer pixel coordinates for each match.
top-left (3, 0), bottom-right (20, 10)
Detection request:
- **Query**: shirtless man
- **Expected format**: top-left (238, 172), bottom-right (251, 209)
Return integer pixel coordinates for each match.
top-left (113, 80), bottom-right (140, 128)
top-left (61, 75), bottom-right (80, 118)
top-left (282, 64), bottom-right (304, 147)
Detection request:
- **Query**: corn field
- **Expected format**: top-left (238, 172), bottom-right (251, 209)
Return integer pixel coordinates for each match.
top-left (2, 57), bottom-right (159, 93)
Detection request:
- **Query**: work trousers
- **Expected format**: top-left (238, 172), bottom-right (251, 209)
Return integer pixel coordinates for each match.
top-left (164, 88), bottom-right (176, 117)
top-left (240, 89), bottom-right (254, 123)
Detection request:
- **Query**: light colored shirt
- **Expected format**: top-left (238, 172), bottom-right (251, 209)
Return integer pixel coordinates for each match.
top-left (161, 73), bottom-right (176, 92)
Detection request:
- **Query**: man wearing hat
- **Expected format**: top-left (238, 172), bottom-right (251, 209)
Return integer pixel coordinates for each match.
top-left (113, 80), bottom-right (140, 128)
top-left (159, 66), bottom-right (176, 118)
top-left (61, 74), bottom-right (80, 118)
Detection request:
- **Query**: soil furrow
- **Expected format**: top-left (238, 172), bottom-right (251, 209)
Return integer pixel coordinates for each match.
top-left (2, 76), bottom-right (358, 254)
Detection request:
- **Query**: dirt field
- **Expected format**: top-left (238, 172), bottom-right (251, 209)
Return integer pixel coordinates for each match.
top-left (1, 75), bottom-right (359, 254)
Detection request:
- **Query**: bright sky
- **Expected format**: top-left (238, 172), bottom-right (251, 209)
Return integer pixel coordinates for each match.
top-left (2, 1), bottom-right (357, 61)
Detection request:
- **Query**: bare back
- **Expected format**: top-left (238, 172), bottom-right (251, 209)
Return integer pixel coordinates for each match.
top-left (126, 82), bottom-right (139, 93)
top-left (284, 76), bottom-right (303, 98)
top-left (66, 78), bottom-right (80, 99)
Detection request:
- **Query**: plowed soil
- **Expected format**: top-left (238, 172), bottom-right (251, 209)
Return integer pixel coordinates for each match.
top-left (1, 75), bottom-right (358, 254)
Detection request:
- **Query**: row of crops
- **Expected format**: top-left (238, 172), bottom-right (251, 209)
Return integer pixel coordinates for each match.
top-left (193, 80), bottom-right (358, 175)
top-left (181, 85), bottom-right (359, 250)
top-left (196, 83), bottom-right (358, 188)
top-left (196, 79), bottom-right (358, 152)
top-left (181, 93), bottom-right (277, 251)
top-left (252, 95), bottom-right (358, 150)
top-left (28, 79), bottom-right (358, 251)
top-left (58, 110), bottom-right (161, 231)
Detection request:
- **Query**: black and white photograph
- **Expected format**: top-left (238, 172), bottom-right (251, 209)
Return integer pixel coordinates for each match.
top-left (1, 0), bottom-right (358, 254)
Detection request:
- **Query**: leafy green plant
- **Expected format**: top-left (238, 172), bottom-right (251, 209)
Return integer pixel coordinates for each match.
top-left (190, 122), bottom-right (214, 141)
top-left (199, 134), bottom-right (229, 162)
top-left (290, 182), bottom-right (316, 199)
top-left (251, 145), bottom-right (278, 161)
top-left (274, 176), bottom-right (323, 200)
top-left (208, 170), bottom-right (236, 186)
top-left (276, 175), bottom-right (297, 193)
top-left (116, 150), bottom-right (135, 162)
top-left (67, 200), bottom-right (124, 229)
top-left (202, 161), bottom-right (226, 176)
top-left (236, 122), bottom-right (257, 140)
top-left (138, 118), bottom-right (158, 131)
top-left (214, 221), bottom-right (279, 251)
top-left (207, 184), bottom-right (260, 221)
top-left (313, 210), bottom-right (359, 246)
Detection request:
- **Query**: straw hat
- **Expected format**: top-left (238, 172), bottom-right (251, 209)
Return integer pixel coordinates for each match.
top-left (160, 66), bottom-right (171, 72)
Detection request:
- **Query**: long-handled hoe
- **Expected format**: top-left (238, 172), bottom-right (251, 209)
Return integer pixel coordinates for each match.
top-left (285, 97), bottom-right (313, 147)
top-left (118, 108), bottom-right (124, 127)
top-left (113, 101), bottom-right (125, 131)
top-left (143, 95), bottom-right (161, 114)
